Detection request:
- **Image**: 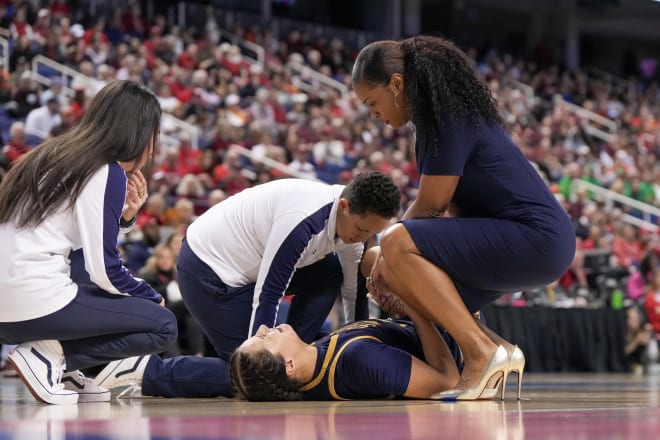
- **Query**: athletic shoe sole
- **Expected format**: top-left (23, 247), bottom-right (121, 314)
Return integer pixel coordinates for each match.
top-left (8, 353), bottom-right (78, 405)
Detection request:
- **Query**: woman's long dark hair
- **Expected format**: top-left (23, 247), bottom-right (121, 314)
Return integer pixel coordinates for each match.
top-left (351, 35), bottom-right (502, 150)
top-left (0, 80), bottom-right (161, 228)
top-left (229, 349), bottom-right (303, 401)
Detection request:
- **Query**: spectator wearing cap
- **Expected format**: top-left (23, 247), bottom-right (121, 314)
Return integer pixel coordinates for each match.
top-left (32, 8), bottom-right (52, 46)
top-left (70, 23), bottom-right (85, 40)
top-left (223, 94), bottom-right (249, 128)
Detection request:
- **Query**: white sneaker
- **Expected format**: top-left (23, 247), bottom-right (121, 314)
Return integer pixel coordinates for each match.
top-left (62, 370), bottom-right (111, 403)
top-left (8, 340), bottom-right (78, 405)
top-left (93, 355), bottom-right (151, 394)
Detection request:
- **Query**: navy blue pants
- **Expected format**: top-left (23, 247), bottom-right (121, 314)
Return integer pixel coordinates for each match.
top-left (142, 238), bottom-right (342, 397)
top-left (0, 286), bottom-right (177, 371)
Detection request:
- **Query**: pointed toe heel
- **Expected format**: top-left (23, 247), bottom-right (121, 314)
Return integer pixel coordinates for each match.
top-left (431, 345), bottom-right (509, 401)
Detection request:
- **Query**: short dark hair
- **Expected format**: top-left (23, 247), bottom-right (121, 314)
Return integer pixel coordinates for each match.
top-left (229, 349), bottom-right (303, 401)
top-left (340, 171), bottom-right (401, 218)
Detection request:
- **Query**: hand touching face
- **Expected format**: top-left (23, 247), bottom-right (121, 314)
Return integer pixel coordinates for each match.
top-left (122, 169), bottom-right (148, 221)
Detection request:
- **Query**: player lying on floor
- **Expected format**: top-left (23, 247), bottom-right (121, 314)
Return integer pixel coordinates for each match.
top-left (229, 247), bottom-right (503, 401)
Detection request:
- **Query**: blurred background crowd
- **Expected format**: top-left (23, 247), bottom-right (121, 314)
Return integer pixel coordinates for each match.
top-left (0, 0), bottom-right (659, 373)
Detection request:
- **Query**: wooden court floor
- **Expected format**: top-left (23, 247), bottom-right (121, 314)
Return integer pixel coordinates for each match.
top-left (1, 373), bottom-right (659, 439)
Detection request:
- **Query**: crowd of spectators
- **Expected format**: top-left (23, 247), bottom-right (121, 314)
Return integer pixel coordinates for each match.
top-left (0, 0), bottom-right (659, 370)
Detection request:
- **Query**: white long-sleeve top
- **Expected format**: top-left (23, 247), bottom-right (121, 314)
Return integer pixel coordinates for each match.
top-left (0, 162), bottom-right (160, 323)
top-left (185, 178), bottom-right (364, 338)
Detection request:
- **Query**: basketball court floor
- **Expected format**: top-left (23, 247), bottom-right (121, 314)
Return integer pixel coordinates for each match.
top-left (0, 374), bottom-right (660, 440)
top-left (1, 373), bottom-right (659, 439)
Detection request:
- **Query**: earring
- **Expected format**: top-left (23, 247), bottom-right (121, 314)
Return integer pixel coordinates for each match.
top-left (394, 93), bottom-right (406, 109)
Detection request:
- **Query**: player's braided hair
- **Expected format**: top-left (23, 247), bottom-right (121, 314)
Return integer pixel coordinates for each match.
top-left (229, 349), bottom-right (303, 401)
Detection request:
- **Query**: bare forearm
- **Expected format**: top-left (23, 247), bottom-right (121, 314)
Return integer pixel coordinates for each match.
top-left (408, 310), bottom-right (459, 377)
top-left (402, 200), bottom-right (445, 220)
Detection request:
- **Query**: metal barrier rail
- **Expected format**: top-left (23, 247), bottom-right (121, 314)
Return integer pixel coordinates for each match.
top-left (230, 144), bottom-right (322, 182)
top-left (572, 179), bottom-right (659, 230)
top-left (286, 61), bottom-right (349, 98)
top-left (554, 94), bottom-right (618, 134)
top-left (29, 55), bottom-right (200, 148)
top-left (0, 36), bottom-right (9, 77)
top-left (31, 54), bottom-right (103, 98)
top-left (217, 28), bottom-right (265, 67)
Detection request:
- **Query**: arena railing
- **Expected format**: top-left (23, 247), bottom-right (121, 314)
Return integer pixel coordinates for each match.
top-left (208, 23), bottom-right (348, 99)
top-left (28, 54), bottom-right (200, 149)
top-left (216, 28), bottom-right (265, 68)
top-left (285, 60), bottom-right (349, 98)
top-left (0, 37), bottom-right (8, 78)
top-left (554, 94), bottom-right (618, 143)
top-left (229, 144), bottom-right (322, 182)
top-left (572, 179), bottom-right (659, 231)
top-left (511, 80), bottom-right (536, 108)
top-left (585, 66), bottom-right (628, 88)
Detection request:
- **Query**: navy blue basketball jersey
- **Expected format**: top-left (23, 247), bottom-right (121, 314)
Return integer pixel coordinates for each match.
top-left (299, 319), bottom-right (428, 400)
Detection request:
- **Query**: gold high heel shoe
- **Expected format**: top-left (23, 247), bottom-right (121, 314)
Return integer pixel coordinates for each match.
top-left (507, 345), bottom-right (525, 400)
top-left (431, 345), bottom-right (509, 401)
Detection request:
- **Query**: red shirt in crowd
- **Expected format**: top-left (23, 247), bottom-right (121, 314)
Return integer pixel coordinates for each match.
top-left (3, 141), bottom-right (30, 163)
top-left (644, 290), bottom-right (660, 333)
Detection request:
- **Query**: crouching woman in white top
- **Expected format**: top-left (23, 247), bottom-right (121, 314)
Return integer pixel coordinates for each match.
top-left (0, 80), bottom-right (177, 405)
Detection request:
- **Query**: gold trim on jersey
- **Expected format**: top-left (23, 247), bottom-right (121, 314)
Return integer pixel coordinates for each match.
top-left (298, 334), bottom-right (339, 392)
top-left (326, 336), bottom-right (394, 401)
top-left (299, 319), bottom-right (407, 399)
top-left (328, 336), bottom-right (381, 400)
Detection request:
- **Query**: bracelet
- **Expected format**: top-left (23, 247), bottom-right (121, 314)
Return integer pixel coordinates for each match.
top-left (119, 215), bottom-right (137, 228)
